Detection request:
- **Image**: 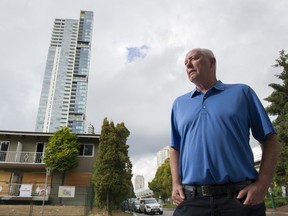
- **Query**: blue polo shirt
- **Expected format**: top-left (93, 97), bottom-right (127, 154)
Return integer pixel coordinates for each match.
top-left (171, 81), bottom-right (275, 185)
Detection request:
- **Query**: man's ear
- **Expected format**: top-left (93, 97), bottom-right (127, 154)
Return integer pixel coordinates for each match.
top-left (210, 58), bottom-right (216, 68)
top-left (211, 58), bottom-right (216, 64)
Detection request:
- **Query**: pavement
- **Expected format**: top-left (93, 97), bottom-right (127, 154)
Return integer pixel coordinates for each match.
top-left (266, 205), bottom-right (288, 215)
top-left (132, 205), bottom-right (288, 216)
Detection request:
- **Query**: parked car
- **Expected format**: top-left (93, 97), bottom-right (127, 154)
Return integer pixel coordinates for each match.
top-left (121, 198), bottom-right (137, 212)
top-left (131, 200), bottom-right (140, 212)
top-left (121, 199), bottom-right (129, 211)
top-left (139, 198), bottom-right (163, 215)
top-left (128, 198), bottom-right (137, 211)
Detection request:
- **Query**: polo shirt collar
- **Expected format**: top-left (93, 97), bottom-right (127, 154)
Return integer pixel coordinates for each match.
top-left (191, 80), bottom-right (224, 97)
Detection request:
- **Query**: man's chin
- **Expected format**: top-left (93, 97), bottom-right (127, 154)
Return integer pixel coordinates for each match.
top-left (189, 76), bottom-right (197, 83)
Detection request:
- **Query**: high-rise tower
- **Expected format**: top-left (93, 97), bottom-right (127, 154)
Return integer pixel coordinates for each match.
top-left (134, 175), bottom-right (145, 190)
top-left (156, 146), bottom-right (170, 167)
top-left (35, 11), bottom-right (93, 134)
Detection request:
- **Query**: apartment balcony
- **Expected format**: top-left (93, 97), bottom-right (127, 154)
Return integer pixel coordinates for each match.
top-left (0, 151), bottom-right (46, 170)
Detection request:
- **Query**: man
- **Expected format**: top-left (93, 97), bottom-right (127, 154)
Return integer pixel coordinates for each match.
top-left (170, 48), bottom-right (279, 216)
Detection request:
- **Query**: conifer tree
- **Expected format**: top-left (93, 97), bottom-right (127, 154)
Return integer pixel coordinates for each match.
top-left (92, 118), bottom-right (132, 215)
top-left (265, 50), bottom-right (288, 185)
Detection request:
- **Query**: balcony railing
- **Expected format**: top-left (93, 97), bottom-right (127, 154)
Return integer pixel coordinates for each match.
top-left (0, 151), bottom-right (44, 164)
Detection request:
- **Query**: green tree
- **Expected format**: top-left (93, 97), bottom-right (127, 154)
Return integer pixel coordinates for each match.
top-left (265, 50), bottom-right (288, 185)
top-left (44, 126), bottom-right (80, 184)
top-left (149, 158), bottom-right (172, 202)
top-left (92, 118), bottom-right (133, 216)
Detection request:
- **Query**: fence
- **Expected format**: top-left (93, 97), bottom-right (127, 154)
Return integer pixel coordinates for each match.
top-left (0, 183), bottom-right (94, 216)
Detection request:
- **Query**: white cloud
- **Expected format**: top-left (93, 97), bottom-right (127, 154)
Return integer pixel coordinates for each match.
top-left (0, 0), bottom-right (287, 186)
top-left (132, 154), bottom-right (157, 188)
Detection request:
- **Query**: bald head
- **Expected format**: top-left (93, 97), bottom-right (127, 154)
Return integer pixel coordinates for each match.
top-left (184, 48), bottom-right (217, 92)
top-left (189, 48), bottom-right (215, 60)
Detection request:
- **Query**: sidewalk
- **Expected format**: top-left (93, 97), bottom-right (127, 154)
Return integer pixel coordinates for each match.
top-left (267, 204), bottom-right (288, 214)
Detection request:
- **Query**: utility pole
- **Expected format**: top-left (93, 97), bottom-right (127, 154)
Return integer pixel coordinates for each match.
top-left (41, 167), bottom-right (50, 216)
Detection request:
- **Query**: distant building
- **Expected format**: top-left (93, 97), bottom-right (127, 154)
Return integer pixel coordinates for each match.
top-left (134, 175), bottom-right (145, 190)
top-left (35, 11), bottom-right (93, 134)
top-left (156, 146), bottom-right (170, 167)
top-left (252, 145), bottom-right (262, 171)
top-left (85, 122), bottom-right (95, 134)
top-left (134, 187), bottom-right (154, 199)
top-left (134, 175), bottom-right (153, 198)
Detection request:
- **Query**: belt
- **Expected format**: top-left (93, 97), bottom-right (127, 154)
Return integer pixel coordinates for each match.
top-left (183, 180), bottom-right (252, 197)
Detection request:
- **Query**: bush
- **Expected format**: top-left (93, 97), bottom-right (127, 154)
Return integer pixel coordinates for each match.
top-left (163, 203), bottom-right (176, 209)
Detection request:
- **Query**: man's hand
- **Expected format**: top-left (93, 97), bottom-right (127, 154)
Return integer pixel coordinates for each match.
top-left (237, 134), bottom-right (279, 205)
top-left (172, 183), bottom-right (186, 205)
top-left (237, 181), bottom-right (267, 205)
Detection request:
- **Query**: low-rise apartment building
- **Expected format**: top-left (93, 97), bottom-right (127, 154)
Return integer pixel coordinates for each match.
top-left (0, 130), bottom-right (99, 204)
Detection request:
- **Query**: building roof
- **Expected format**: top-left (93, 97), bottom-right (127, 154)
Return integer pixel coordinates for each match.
top-left (0, 130), bottom-right (100, 139)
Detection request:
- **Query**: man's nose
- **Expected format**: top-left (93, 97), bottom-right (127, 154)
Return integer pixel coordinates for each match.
top-left (186, 60), bottom-right (193, 68)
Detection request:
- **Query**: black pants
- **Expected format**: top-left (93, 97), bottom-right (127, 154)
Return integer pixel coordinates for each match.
top-left (173, 190), bottom-right (266, 216)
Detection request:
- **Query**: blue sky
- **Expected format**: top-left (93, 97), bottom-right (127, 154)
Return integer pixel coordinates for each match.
top-left (127, 45), bottom-right (150, 63)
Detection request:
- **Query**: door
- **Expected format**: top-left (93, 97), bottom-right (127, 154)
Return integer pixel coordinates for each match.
top-left (35, 143), bottom-right (45, 163)
top-left (0, 141), bottom-right (9, 161)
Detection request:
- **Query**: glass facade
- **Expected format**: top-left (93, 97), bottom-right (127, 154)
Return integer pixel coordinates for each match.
top-left (35, 11), bottom-right (93, 134)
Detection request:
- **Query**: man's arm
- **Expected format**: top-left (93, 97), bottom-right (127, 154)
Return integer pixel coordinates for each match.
top-left (170, 147), bottom-right (185, 205)
top-left (237, 133), bottom-right (280, 205)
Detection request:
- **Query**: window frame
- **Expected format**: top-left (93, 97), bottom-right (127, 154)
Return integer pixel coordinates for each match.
top-left (78, 143), bottom-right (94, 157)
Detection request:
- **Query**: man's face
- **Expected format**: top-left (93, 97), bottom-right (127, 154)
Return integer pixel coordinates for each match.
top-left (184, 49), bottom-right (214, 84)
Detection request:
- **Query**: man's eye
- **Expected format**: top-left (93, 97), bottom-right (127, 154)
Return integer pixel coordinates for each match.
top-left (191, 56), bottom-right (199, 60)
top-left (185, 55), bottom-right (200, 65)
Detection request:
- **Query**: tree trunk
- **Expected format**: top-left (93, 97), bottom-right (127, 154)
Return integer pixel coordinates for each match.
top-left (59, 171), bottom-right (65, 205)
top-left (105, 192), bottom-right (112, 216)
